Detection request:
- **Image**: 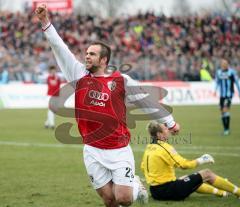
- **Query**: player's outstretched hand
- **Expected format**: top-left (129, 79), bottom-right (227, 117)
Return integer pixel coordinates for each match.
top-left (169, 122), bottom-right (180, 135)
top-left (35, 4), bottom-right (50, 27)
top-left (197, 154), bottom-right (215, 165)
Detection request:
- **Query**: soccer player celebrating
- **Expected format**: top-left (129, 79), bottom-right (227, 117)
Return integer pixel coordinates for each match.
top-left (141, 121), bottom-right (240, 201)
top-left (35, 4), bottom-right (180, 207)
top-left (45, 65), bottom-right (61, 129)
top-left (214, 58), bottom-right (240, 135)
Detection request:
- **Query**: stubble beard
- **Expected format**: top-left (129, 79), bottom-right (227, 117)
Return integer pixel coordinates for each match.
top-left (87, 65), bottom-right (100, 73)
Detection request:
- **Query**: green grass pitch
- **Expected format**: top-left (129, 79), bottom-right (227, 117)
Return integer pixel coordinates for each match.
top-left (0, 105), bottom-right (240, 207)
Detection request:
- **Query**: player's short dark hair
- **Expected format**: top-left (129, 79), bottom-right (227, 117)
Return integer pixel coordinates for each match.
top-left (90, 41), bottom-right (111, 65)
top-left (49, 65), bottom-right (56, 71)
top-left (147, 121), bottom-right (163, 137)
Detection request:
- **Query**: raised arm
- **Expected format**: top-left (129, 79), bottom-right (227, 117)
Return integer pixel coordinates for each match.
top-left (35, 4), bottom-right (88, 82)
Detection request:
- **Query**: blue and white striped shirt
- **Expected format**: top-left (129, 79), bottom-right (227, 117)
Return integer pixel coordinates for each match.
top-left (215, 68), bottom-right (240, 98)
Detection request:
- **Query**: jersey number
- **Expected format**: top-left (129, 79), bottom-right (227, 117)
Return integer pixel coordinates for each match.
top-left (125, 167), bottom-right (134, 180)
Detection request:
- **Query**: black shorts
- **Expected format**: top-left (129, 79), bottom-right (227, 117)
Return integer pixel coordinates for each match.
top-left (150, 173), bottom-right (203, 201)
top-left (220, 97), bottom-right (232, 109)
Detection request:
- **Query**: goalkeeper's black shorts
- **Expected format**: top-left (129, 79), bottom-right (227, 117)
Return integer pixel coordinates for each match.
top-left (150, 173), bottom-right (203, 201)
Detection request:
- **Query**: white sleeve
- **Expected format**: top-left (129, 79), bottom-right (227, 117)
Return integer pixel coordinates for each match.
top-left (44, 24), bottom-right (88, 82)
top-left (122, 74), bottom-right (176, 128)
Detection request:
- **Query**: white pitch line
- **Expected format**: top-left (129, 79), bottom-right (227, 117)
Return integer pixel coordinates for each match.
top-left (176, 151), bottom-right (240, 157)
top-left (0, 141), bottom-right (239, 157)
top-left (0, 141), bottom-right (81, 149)
top-left (0, 140), bottom-right (239, 150)
top-left (175, 146), bottom-right (240, 150)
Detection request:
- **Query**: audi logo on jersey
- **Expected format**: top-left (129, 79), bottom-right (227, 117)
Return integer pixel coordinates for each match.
top-left (88, 90), bottom-right (109, 101)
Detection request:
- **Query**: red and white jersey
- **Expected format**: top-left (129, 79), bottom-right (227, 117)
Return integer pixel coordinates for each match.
top-left (75, 71), bottom-right (130, 149)
top-left (47, 74), bottom-right (61, 96)
top-left (44, 24), bottom-right (175, 149)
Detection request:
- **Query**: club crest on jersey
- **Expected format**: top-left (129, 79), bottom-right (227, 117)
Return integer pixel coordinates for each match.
top-left (107, 81), bottom-right (116, 91)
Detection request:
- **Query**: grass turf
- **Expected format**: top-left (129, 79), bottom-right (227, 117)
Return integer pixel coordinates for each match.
top-left (0, 105), bottom-right (240, 207)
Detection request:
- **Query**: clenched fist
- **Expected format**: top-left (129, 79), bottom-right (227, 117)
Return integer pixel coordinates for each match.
top-left (169, 122), bottom-right (180, 135)
top-left (35, 4), bottom-right (50, 28)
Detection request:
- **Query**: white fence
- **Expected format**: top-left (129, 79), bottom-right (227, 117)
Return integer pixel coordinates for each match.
top-left (148, 81), bottom-right (239, 105)
top-left (0, 82), bottom-right (239, 109)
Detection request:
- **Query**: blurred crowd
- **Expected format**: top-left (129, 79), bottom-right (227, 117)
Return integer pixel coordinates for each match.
top-left (0, 10), bottom-right (240, 83)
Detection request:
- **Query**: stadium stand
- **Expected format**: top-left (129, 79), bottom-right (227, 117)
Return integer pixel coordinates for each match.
top-left (0, 10), bottom-right (239, 82)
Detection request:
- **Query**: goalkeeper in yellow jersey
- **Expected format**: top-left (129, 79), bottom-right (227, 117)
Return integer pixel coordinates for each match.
top-left (141, 121), bottom-right (240, 201)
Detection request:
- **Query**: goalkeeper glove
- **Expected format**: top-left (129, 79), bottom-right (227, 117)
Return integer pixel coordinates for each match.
top-left (196, 154), bottom-right (214, 165)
